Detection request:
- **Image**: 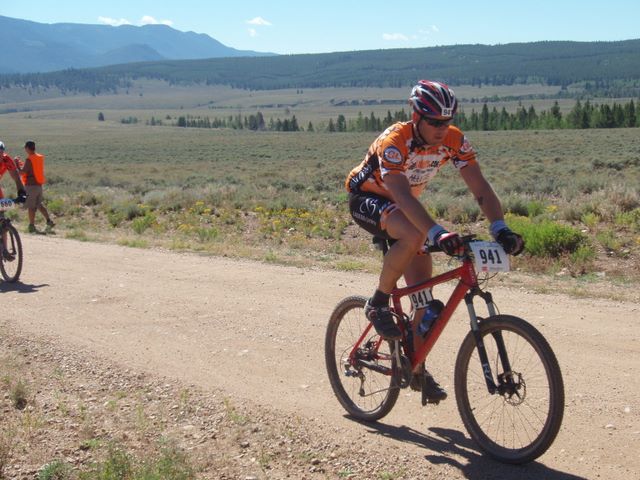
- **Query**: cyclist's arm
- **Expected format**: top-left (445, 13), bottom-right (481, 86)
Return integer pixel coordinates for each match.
top-left (384, 173), bottom-right (437, 235)
top-left (8, 169), bottom-right (24, 191)
top-left (459, 163), bottom-right (504, 222)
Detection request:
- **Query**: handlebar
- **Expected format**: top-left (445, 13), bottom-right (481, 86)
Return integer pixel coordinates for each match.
top-left (373, 234), bottom-right (478, 256)
top-left (0, 197), bottom-right (23, 212)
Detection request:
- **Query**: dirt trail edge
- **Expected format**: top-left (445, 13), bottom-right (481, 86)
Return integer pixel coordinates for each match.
top-left (2, 235), bottom-right (638, 479)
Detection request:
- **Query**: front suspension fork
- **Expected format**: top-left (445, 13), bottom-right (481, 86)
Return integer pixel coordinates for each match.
top-left (465, 289), bottom-right (512, 395)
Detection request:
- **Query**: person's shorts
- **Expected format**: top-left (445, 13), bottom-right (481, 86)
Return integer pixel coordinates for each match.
top-left (25, 185), bottom-right (44, 210)
top-left (348, 191), bottom-right (399, 240)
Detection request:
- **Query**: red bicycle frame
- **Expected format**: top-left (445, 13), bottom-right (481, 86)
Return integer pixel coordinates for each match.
top-left (348, 256), bottom-right (480, 372)
top-left (392, 259), bottom-right (478, 370)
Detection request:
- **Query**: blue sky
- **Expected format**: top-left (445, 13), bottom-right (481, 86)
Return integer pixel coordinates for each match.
top-left (2, 1), bottom-right (638, 54)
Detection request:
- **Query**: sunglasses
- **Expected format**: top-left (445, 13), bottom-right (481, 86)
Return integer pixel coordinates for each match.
top-left (424, 118), bottom-right (452, 128)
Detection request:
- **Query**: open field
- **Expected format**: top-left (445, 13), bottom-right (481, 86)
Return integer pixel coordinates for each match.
top-left (0, 103), bottom-right (638, 290)
top-left (0, 81), bottom-right (616, 125)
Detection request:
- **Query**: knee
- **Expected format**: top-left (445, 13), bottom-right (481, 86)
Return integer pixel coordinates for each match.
top-left (400, 227), bottom-right (426, 251)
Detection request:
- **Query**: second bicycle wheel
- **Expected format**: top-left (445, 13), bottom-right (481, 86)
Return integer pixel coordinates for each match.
top-left (325, 295), bottom-right (400, 422)
top-left (454, 315), bottom-right (564, 464)
top-left (0, 223), bottom-right (23, 282)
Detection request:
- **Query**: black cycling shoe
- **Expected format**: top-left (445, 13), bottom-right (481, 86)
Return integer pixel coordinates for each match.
top-left (364, 299), bottom-right (402, 340)
top-left (422, 374), bottom-right (448, 405)
top-left (410, 364), bottom-right (447, 404)
top-left (2, 248), bottom-right (14, 262)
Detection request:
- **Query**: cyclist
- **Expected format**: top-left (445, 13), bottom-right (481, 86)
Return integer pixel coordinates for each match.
top-left (345, 80), bottom-right (524, 400)
top-left (0, 141), bottom-right (26, 260)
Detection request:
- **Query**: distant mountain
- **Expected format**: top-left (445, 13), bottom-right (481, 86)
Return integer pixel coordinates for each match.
top-left (0, 15), bottom-right (274, 73)
top-left (93, 39), bottom-right (640, 91)
top-left (3, 36), bottom-right (640, 98)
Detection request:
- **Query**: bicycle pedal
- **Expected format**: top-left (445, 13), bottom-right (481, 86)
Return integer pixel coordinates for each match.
top-left (421, 395), bottom-right (441, 406)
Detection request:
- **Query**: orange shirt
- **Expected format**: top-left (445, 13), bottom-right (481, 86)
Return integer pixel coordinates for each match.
top-left (0, 153), bottom-right (17, 198)
top-left (21, 152), bottom-right (46, 186)
top-left (346, 122), bottom-right (477, 200)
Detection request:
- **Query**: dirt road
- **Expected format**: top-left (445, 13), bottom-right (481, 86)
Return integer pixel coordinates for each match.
top-left (2, 235), bottom-right (639, 479)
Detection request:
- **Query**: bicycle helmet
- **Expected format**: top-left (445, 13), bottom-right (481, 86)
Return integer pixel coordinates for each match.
top-left (409, 80), bottom-right (457, 120)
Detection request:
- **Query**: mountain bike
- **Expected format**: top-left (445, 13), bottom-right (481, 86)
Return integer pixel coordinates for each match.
top-left (0, 198), bottom-right (24, 282)
top-left (325, 235), bottom-right (564, 464)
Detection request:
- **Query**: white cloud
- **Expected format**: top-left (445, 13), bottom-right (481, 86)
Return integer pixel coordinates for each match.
top-left (430, 25), bottom-right (439, 32)
top-left (248, 28), bottom-right (258, 37)
top-left (382, 33), bottom-right (409, 41)
top-left (140, 15), bottom-right (173, 26)
top-left (247, 17), bottom-right (272, 26)
top-left (98, 16), bottom-right (132, 26)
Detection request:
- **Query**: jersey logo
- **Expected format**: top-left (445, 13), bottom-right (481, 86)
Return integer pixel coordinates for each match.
top-left (460, 136), bottom-right (473, 154)
top-left (383, 146), bottom-right (403, 165)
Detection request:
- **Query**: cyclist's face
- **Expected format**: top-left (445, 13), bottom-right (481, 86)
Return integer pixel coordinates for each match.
top-left (418, 118), bottom-right (451, 145)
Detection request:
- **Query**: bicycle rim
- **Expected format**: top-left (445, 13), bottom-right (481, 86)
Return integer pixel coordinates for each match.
top-left (1, 224), bottom-right (23, 282)
top-left (325, 296), bottom-right (400, 421)
top-left (455, 315), bottom-right (564, 464)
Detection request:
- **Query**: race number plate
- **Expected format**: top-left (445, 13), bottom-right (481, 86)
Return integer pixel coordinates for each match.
top-left (409, 287), bottom-right (433, 310)
top-left (470, 241), bottom-right (510, 272)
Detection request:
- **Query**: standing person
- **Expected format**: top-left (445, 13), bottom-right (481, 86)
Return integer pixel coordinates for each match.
top-left (17, 140), bottom-right (54, 233)
top-left (0, 141), bottom-right (26, 259)
top-left (345, 80), bottom-right (524, 400)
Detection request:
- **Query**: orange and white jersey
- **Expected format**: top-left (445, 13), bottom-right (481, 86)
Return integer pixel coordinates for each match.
top-left (345, 122), bottom-right (477, 199)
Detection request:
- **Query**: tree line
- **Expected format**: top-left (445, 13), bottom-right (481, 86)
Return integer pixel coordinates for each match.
top-left (121, 99), bottom-right (639, 133)
top-left (456, 99), bottom-right (638, 131)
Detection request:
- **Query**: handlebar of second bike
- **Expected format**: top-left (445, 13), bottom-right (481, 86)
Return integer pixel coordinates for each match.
top-left (0, 197), bottom-right (25, 212)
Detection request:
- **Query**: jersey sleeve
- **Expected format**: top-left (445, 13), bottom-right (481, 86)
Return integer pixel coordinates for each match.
top-left (376, 127), bottom-right (409, 178)
top-left (1, 155), bottom-right (17, 172)
top-left (448, 130), bottom-right (478, 170)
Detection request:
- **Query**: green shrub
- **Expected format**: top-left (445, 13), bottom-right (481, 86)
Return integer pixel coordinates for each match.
top-left (615, 208), bottom-right (640, 232)
top-left (526, 199), bottom-right (545, 218)
top-left (596, 229), bottom-right (623, 252)
top-left (38, 460), bottom-right (72, 480)
top-left (132, 213), bottom-right (156, 234)
top-left (506, 214), bottom-right (587, 257)
top-left (195, 226), bottom-right (219, 243)
top-left (107, 210), bottom-right (126, 227)
top-left (47, 198), bottom-right (65, 216)
top-left (502, 196), bottom-right (529, 217)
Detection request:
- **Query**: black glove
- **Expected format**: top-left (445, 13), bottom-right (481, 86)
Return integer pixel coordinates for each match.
top-left (16, 189), bottom-right (27, 204)
top-left (434, 230), bottom-right (464, 256)
top-left (496, 228), bottom-right (525, 256)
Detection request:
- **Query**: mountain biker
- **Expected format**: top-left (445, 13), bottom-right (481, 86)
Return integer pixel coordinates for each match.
top-left (345, 80), bottom-right (524, 400)
top-left (0, 141), bottom-right (26, 260)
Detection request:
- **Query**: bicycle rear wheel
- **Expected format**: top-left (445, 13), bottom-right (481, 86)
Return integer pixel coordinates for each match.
top-left (325, 295), bottom-right (400, 421)
top-left (454, 315), bottom-right (564, 464)
top-left (1, 223), bottom-right (23, 282)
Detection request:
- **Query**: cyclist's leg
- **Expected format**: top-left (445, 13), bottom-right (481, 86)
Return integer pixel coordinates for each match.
top-left (349, 192), bottom-right (424, 293)
top-left (378, 208), bottom-right (425, 293)
top-left (349, 192), bottom-right (423, 339)
top-left (402, 254), bottom-right (432, 361)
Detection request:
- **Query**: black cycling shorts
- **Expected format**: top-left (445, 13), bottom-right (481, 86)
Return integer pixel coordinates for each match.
top-left (348, 192), bottom-right (399, 240)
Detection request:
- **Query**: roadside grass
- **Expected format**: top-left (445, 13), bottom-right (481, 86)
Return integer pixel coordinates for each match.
top-left (0, 113), bottom-right (638, 290)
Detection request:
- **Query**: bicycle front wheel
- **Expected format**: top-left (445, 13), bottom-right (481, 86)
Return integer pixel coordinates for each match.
top-left (325, 296), bottom-right (400, 422)
top-left (454, 315), bottom-right (564, 464)
top-left (1, 223), bottom-right (23, 282)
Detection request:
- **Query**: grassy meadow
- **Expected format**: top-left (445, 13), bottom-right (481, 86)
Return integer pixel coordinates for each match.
top-left (1, 83), bottom-right (639, 288)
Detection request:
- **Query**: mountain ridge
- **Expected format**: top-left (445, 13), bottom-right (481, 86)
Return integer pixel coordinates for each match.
top-left (0, 15), bottom-right (275, 73)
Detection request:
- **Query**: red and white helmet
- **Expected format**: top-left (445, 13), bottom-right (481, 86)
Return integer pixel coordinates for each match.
top-left (409, 80), bottom-right (457, 120)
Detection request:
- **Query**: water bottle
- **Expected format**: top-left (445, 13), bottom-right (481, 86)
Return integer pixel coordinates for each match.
top-left (417, 299), bottom-right (444, 336)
